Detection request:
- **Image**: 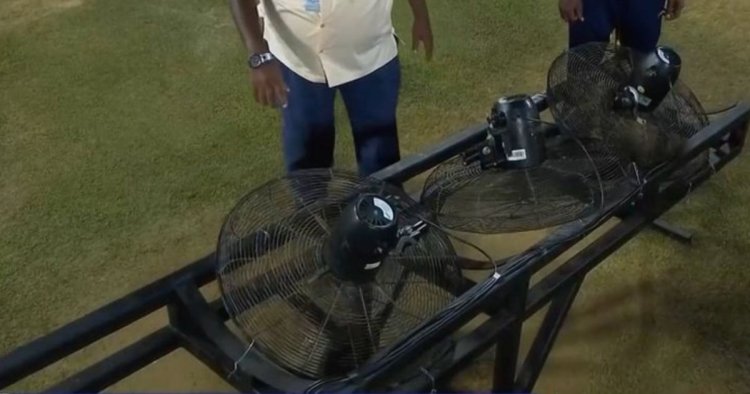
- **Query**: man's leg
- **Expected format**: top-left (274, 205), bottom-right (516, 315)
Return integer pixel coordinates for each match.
top-left (279, 63), bottom-right (337, 209)
top-left (280, 63), bottom-right (337, 173)
top-left (568, 0), bottom-right (616, 48)
top-left (561, 0), bottom-right (616, 141)
top-left (617, 0), bottom-right (664, 53)
top-left (339, 57), bottom-right (401, 178)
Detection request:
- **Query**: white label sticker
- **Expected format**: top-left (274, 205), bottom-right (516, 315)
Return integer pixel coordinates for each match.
top-left (508, 149), bottom-right (527, 161)
top-left (365, 262), bottom-right (381, 270)
top-left (372, 197), bottom-right (394, 221)
top-left (637, 94), bottom-right (652, 107)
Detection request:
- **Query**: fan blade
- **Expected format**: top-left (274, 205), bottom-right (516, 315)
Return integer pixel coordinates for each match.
top-left (542, 140), bottom-right (605, 203)
top-left (318, 283), bottom-right (388, 375)
top-left (219, 225), bottom-right (299, 276)
top-left (287, 292), bottom-right (347, 338)
top-left (220, 245), bottom-right (324, 314)
top-left (387, 255), bottom-right (466, 295)
top-left (372, 268), bottom-right (410, 334)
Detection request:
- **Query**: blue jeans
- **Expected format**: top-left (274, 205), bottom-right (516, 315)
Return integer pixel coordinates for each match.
top-left (569, 0), bottom-right (665, 52)
top-left (280, 57), bottom-right (401, 177)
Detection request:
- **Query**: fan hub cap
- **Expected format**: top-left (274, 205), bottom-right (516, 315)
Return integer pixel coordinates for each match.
top-left (327, 194), bottom-right (398, 284)
top-left (615, 45), bottom-right (683, 113)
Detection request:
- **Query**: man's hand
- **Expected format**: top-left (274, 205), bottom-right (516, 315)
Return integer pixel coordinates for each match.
top-left (412, 16), bottom-right (433, 61)
top-left (249, 62), bottom-right (289, 108)
top-left (559, 0), bottom-right (584, 23)
top-left (229, 0), bottom-right (287, 107)
top-left (665, 0), bottom-right (685, 20)
top-left (408, 0), bottom-right (433, 61)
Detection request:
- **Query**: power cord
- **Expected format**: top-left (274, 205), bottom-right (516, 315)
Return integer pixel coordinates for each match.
top-left (415, 214), bottom-right (500, 274)
top-left (705, 102), bottom-right (738, 116)
top-left (525, 117), bottom-right (607, 210)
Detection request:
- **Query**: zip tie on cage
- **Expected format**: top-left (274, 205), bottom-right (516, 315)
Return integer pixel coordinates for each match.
top-left (228, 339), bottom-right (255, 379)
top-left (680, 180), bottom-right (694, 205)
top-left (419, 367), bottom-right (437, 394)
top-left (632, 162), bottom-right (642, 186)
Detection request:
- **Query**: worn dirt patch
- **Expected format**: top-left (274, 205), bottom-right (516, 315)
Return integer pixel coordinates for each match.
top-left (0, 0), bottom-right (84, 31)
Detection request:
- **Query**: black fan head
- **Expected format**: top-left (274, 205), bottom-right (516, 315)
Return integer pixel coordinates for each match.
top-left (488, 94), bottom-right (547, 169)
top-left (326, 194), bottom-right (399, 284)
top-left (613, 46), bottom-right (683, 113)
top-left (546, 42), bottom-right (709, 168)
top-left (216, 169), bottom-right (466, 379)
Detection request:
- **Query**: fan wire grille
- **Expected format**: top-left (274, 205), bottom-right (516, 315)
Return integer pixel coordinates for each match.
top-left (217, 169), bottom-right (465, 379)
top-left (421, 135), bottom-right (630, 234)
top-left (546, 42), bottom-right (709, 168)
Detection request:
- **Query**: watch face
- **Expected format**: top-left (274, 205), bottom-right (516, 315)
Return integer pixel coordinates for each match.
top-left (249, 54), bottom-right (262, 68)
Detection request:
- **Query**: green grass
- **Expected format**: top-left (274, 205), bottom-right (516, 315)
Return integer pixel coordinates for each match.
top-left (1, 0), bottom-right (749, 392)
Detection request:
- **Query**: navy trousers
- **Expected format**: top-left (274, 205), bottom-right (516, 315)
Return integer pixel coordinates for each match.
top-left (569, 0), bottom-right (665, 52)
top-left (279, 57), bottom-right (401, 177)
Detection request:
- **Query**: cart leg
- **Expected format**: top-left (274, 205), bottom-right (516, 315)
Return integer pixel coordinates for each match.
top-left (492, 321), bottom-right (523, 393)
top-left (491, 280), bottom-right (529, 393)
top-left (514, 281), bottom-right (583, 393)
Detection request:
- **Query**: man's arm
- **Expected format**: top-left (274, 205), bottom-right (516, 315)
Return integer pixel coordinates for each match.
top-left (229, 0), bottom-right (267, 53)
top-left (408, 0), bottom-right (429, 22)
top-left (229, 0), bottom-right (288, 108)
top-left (408, 0), bottom-right (433, 61)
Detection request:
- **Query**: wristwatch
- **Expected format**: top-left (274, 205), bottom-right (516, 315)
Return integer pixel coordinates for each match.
top-left (248, 52), bottom-right (275, 69)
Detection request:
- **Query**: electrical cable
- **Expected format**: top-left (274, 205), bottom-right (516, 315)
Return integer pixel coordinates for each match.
top-left (415, 214), bottom-right (500, 274)
top-left (705, 102), bottom-right (738, 116)
top-left (525, 117), bottom-right (607, 211)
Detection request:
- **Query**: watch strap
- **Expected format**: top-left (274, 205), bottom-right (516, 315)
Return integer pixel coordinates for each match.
top-left (249, 52), bottom-right (275, 68)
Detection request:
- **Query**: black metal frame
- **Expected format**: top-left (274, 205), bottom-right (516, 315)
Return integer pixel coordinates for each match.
top-left (1, 97), bottom-right (747, 394)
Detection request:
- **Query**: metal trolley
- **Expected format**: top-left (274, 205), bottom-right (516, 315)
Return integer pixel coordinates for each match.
top-left (1, 96), bottom-right (747, 394)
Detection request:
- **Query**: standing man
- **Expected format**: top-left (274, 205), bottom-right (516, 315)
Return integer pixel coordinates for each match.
top-left (558, 0), bottom-right (685, 52)
top-left (229, 0), bottom-right (434, 177)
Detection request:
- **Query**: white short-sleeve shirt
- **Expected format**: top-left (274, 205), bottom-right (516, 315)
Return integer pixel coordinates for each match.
top-left (258, 0), bottom-right (398, 87)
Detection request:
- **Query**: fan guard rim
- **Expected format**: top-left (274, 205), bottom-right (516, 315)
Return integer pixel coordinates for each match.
top-left (419, 132), bottom-right (622, 234)
top-left (215, 168), bottom-right (465, 380)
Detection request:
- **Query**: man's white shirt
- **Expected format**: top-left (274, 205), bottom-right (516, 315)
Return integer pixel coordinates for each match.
top-left (258, 0), bottom-right (398, 87)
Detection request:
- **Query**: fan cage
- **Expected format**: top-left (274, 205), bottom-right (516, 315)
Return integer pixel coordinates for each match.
top-left (216, 169), bottom-right (466, 380)
top-left (420, 133), bottom-right (631, 234)
top-left (546, 42), bottom-right (709, 168)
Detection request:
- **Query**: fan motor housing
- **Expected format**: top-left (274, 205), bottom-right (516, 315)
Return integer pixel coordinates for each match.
top-left (489, 94), bottom-right (546, 169)
top-left (614, 46), bottom-right (682, 113)
top-left (327, 194), bottom-right (399, 284)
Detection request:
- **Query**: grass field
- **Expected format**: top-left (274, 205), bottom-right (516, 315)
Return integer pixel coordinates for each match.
top-left (1, 0), bottom-right (749, 392)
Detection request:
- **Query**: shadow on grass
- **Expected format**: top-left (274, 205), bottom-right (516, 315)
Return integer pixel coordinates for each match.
top-left (449, 273), bottom-right (750, 393)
